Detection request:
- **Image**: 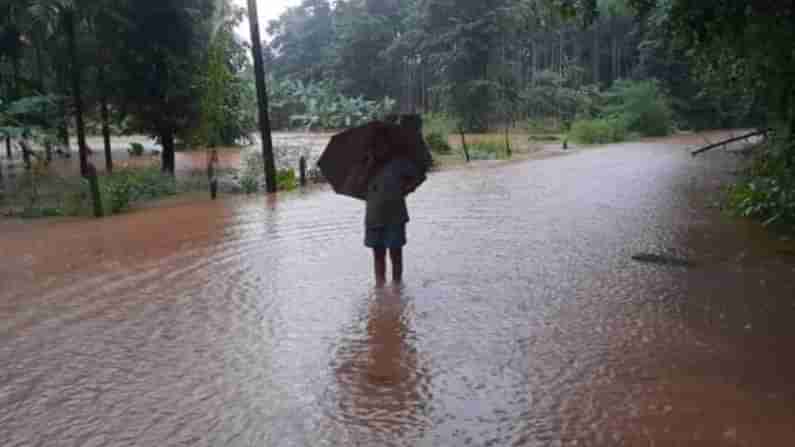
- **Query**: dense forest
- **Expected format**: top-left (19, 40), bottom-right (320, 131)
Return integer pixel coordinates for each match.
top-left (1, 0), bottom-right (794, 226)
top-left (264, 0), bottom-right (762, 133)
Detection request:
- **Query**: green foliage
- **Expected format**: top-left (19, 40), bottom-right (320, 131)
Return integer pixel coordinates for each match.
top-left (11, 165), bottom-right (177, 218)
top-left (426, 132), bottom-right (452, 154)
top-left (265, 0), bottom-right (334, 84)
top-left (423, 113), bottom-right (457, 137)
top-left (0, 95), bottom-right (61, 141)
top-left (276, 168), bottom-right (298, 191)
top-left (195, 25), bottom-right (256, 147)
top-left (727, 137), bottom-right (795, 229)
top-left (239, 174), bottom-right (258, 194)
top-left (114, 0), bottom-right (221, 158)
top-left (240, 147), bottom-right (297, 192)
top-left (526, 118), bottom-right (562, 134)
top-left (196, 38), bottom-right (235, 147)
top-left (570, 118), bottom-right (628, 144)
top-left (99, 167), bottom-right (177, 214)
top-left (521, 71), bottom-right (602, 126)
top-left (128, 142), bottom-right (144, 157)
top-left (469, 138), bottom-right (510, 160)
top-left (268, 77), bottom-right (395, 130)
top-left (604, 80), bottom-right (672, 137)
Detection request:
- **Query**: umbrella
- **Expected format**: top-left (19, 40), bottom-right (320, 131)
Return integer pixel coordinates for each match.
top-left (318, 121), bottom-right (431, 200)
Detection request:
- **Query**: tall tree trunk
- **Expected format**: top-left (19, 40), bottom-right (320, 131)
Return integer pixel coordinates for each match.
top-left (788, 85), bottom-right (795, 169)
top-left (12, 51), bottom-right (20, 99)
top-left (45, 141), bottom-right (53, 163)
top-left (101, 96), bottom-right (112, 173)
top-left (458, 126), bottom-right (470, 162)
top-left (247, 0), bottom-right (277, 193)
top-left (612, 36), bottom-right (618, 82)
top-left (99, 68), bottom-right (113, 173)
top-left (86, 163), bottom-right (104, 218)
top-left (65, 8), bottom-right (102, 217)
top-left (57, 115), bottom-right (71, 157)
top-left (160, 127), bottom-right (176, 174)
top-left (531, 39), bottom-right (538, 86)
top-left (8, 45), bottom-right (20, 161)
top-left (65, 8), bottom-right (89, 178)
top-left (35, 36), bottom-right (45, 91)
top-left (56, 65), bottom-right (72, 158)
top-left (21, 140), bottom-right (32, 170)
top-left (592, 27), bottom-right (600, 85)
top-left (559, 30), bottom-right (564, 78)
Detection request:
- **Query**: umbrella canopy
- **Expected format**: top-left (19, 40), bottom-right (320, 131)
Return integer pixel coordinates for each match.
top-left (318, 121), bottom-right (431, 200)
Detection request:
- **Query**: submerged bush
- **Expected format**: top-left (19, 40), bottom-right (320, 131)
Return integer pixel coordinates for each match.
top-left (277, 168), bottom-right (298, 191)
top-left (241, 148), bottom-right (299, 192)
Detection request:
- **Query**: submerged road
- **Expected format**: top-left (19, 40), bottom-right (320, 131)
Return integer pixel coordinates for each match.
top-left (2, 135), bottom-right (794, 446)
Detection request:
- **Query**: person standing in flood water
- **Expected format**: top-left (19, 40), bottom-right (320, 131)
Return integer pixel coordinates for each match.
top-left (365, 115), bottom-right (430, 286)
top-left (365, 156), bottom-right (422, 285)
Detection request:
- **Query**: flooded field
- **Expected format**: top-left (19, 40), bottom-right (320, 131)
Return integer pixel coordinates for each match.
top-left (1, 134), bottom-right (794, 446)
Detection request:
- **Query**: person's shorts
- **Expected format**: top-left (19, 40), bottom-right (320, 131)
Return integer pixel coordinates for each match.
top-left (365, 224), bottom-right (407, 249)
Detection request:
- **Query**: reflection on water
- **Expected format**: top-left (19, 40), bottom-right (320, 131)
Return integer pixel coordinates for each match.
top-left (330, 285), bottom-right (430, 444)
top-left (2, 135), bottom-right (795, 446)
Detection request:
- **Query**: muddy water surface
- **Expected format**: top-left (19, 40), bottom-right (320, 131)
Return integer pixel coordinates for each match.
top-left (2, 136), bottom-right (795, 446)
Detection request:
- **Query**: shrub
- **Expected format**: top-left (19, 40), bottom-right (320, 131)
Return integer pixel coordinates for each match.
top-left (99, 167), bottom-right (176, 214)
top-left (605, 80), bottom-right (673, 137)
top-left (569, 118), bottom-right (628, 144)
top-left (423, 113), bottom-right (456, 155)
top-left (128, 143), bottom-right (145, 157)
top-left (240, 174), bottom-right (259, 194)
top-left (276, 168), bottom-right (298, 191)
top-left (423, 113), bottom-right (457, 136)
top-left (426, 132), bottom-right (452, 154)
top-left (727, 137), bottom-right (795, 228)
top-left (103, 175), bottom-right (134, 214)
top-left (526, 118), bottom-right (560, 134)
top-left (240, 148), bottom-right (299, 192)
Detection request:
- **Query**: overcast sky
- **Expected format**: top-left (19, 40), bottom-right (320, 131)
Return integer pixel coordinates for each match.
top-left (233, 0), bottom-right (300, 41)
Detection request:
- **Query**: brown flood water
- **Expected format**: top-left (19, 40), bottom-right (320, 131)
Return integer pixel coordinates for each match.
top-left (2, 135), bottom-right (795, 446)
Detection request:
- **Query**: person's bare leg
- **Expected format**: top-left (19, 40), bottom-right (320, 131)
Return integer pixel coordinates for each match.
top-left (374, 248), bottom-right (387, 286)
top-left (390, 247), bottom-right (403, 283)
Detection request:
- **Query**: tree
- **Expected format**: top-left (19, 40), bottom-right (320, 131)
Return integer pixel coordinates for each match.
top-left (331, 0), bottom-right (401, 101)
top-left (114, 0), bottom-right (215, 175)
top-left (196, 3), bottom-right (256, 147)
top-left (630, 0), bottom-right (795, 156)
top-left (266, 0), bottom-right (334, 83)
top-left (0, 0), bottom-right (32, 159)
top-left (247, 0), bottom-right (277, 192)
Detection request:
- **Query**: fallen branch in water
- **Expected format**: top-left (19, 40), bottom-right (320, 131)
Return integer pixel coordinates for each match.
top-left (691, 129), bottom-right (771, 157)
